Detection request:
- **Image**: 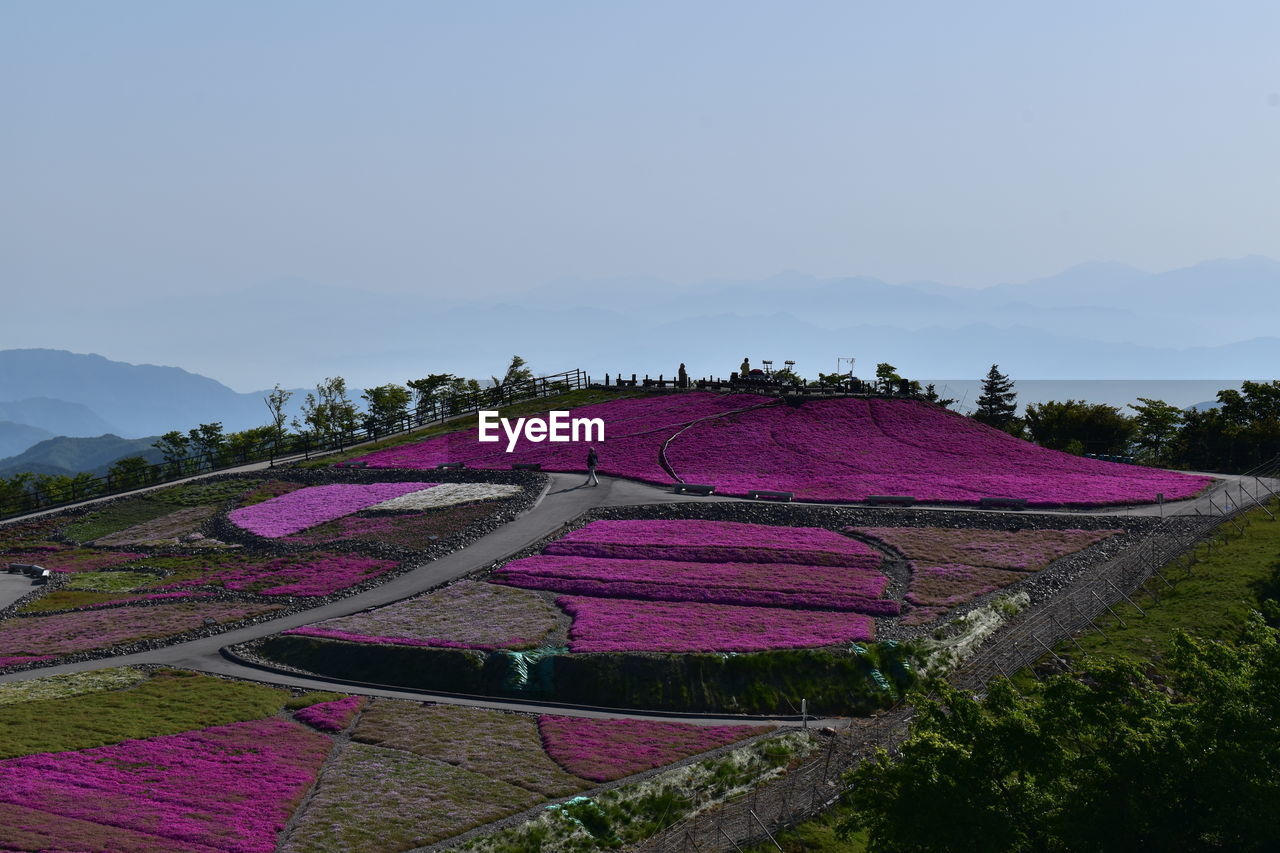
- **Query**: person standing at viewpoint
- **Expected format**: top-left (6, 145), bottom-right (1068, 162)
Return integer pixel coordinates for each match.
top-left (585, 447), bottom-right (599, 486)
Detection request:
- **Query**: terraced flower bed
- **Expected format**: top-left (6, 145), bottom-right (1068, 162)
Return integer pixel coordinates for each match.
top-left (278, 501), bottom-right (508, 548)
top-left (227, 482), bottom-right (438, 538)
top-left (538, 715), bottom-right (774, 782)
top-left (144, 550), bottom-right (398, 597)
top-left (91, 504), bottom-right (225, 547)
top-left (351, 392), bottom-right (1209, 506)
top-left (0, 718), bottom-right (332, 853)
top-left (285, 580), bottom-right (562, 650)
top-left (279, 742), bottom-right (542, 853)
top-left (2, 547), bottom-right (145, 573)
top-left (352, 700), bottom-right (588, 797)
top-left (294, 695), bottom-right (365, 732)
top-left (852, 526), bottom-right (1123, 624)
top-left (559, 596), bottom-right (876, 652)
top-left (17, 589), bottom-right (211, 614)
top-left (0, 600), bottom-right (284, 660)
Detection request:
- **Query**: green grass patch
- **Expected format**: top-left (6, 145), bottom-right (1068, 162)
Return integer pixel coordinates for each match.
top-left (0, 667), bottom-right (146, 706)
top-left (0, 669), bottom-right (288, 758)
top-left (742, 807), bottom-right (867, 852)
top-left (284, 690), bottom-right (348, 711)
top-left (62, 499), bottom-right (175, 542)
top-left (1059, 505), bottom-right (1280, 669)
top-left (309, 388), bottom-right (648, 468)
top-left (16, 590), bottom-right (146, 613)
top-left (147, 478), bottom-right (263, 507)
top-left (65, 571), bottom-right (155, 593)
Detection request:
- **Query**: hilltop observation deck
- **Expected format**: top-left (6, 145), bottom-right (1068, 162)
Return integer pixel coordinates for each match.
top-left (593, 371), bottom-right (926, 401)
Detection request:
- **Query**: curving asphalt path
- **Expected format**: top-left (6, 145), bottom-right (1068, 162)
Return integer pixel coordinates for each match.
top-left (2, 462), bottom-right (1274, 727)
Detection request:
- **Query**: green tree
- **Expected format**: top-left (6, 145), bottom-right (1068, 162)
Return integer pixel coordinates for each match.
top-left (263, 384), bottom-right (294, 457)
top-left (771, 367), bottom-right (805, 387)
top-left (296, 377), bottom-right (359, 446)
top-left (407, 373), bottom-right (455, 422)
top-left (187, 422), bottom-right (226, 470)
top-left (1129, 397), bottom-right (1184, 464)
top-left (361, 383), bottom-right (412, 433)
top-left (225, 426), bottom-right (273, 464)
top-left (973, 364), bottom-right (1019, 432)
top-left (923, 383), bottom-right (957, 409)
top-left (153, 430), bottom-right (191, 476)
top-left (874, 362), bottom-right (901, 394)
top-left (840, 618), bottom-right (1280, 852)
top-left (1023, 399), bottom-right (1136, 455)
top-left (0, 472), bottom-right (34, 514)
top-left (107, 456), bottom-right (152, 491)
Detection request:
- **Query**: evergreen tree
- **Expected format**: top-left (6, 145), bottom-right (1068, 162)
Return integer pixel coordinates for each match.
top-left (973, 364), bottom-right (1018, 431)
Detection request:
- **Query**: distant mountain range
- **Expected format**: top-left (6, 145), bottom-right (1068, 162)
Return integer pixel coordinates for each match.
top-left (0, 435), bottom-right (162, 479)
top-left (0, 349), bottom-right (305, 470)
top-left (10, 256), bottom-right (1279, 392)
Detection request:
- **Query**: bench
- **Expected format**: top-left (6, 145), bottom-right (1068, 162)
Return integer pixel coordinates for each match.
top-left (672, 483), bottom-right (716, 496)
top-left (865, 495), bottom-right (917, 506)
top-left (20, 565), bottom-right (46, 578)
top-left (32, 570), bottom-right (51, 586)
top-left (748, 490), bottom-right (794, 502)
top-left (511, 463), bottom-right (542, 471)
top-left (7, 563), bottom-right (32, 574)
top-left (979, 497), bottom-right (1029, 510)
top-left (436, 462), bottom-right (466, 470)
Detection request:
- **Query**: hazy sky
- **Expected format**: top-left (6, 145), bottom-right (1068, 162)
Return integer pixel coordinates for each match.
top-left (5, 0), bottom-right (1280, 303)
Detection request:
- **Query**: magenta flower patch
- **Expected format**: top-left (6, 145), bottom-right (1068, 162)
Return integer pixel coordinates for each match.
top-left (558, 596), bottom-right (874, 653)
top-left (546, 519), bottom-right (881, 566)
top-left (352, 393), bottom-right (772, 485)
top-left (227, 482), bottom-right (437, 538)
top-left (349, 392), bottom-right (1209, 506)
top-left (538, 715), bottom-right (774, 782)
top-left (294, 695), bottom-right (365, 733)
top-left (0, 655), bottom-right (55, 669)
top-left (664, 397), bottom-right (1212, 506)
top-left (154, 551), bottom-right (397, 597)
top-left (0, 717), bottom-right (331, 853)
top-left (0, 600), bottom-right (283, 658)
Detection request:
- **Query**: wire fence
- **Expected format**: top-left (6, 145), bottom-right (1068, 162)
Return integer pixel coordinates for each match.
top-left (633, 459), bottom-right (1280, 853)
top-left (0, 368), bottom-right (588, 521)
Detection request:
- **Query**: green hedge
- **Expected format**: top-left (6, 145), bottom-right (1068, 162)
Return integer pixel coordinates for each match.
top-left (257, 636), bottom-right (915, 715)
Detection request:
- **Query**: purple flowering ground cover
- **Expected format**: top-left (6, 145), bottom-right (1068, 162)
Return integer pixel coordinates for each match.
top-left (18, 589), bottom-right (212, 614)
top-left (348, 392), bottom-right (1206, 506)
top-left (559, 596), bottom-right (874, 653)
top-left (144, 550), bottom-right (398, 597)
top-left (0, 600), bottom-right (283, 660)
top-left (227, 482), bottom-right (436, 538)
top-left (665, 397), bottom-right (1212, 506)
top-left (286, 580), bottom-right (561, 651)
top-left (352, 392), bottom-right (771, 485)
top-left (852, 526), bottom-right (1123, 625)
top-left (0, 717), bottom-right (331, 853)
top-left (546, 519), bottom-right (882, 566)
top-left (496, 554), bottom-right (887, 597)
top-left (538, 715), bottom-right (774, 782)
top-left (279, 500), bottom-right (504, 548)
top-left (294, 695), bottom-right (365, 733)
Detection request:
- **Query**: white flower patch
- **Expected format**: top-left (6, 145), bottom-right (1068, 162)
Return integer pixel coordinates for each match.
top-left (365, 483), bottom-right (522, 512)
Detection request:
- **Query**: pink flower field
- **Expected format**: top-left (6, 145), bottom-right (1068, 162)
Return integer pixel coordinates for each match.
top-left (545, 519), bottom-right (883, 566)
top-left (227, 482), bottom-right (437, 538)
top-left (295, 696), bottom-right (365, 732)
top-left (559, 596), bottom-right (875, 652)
top-left (538, 715), bottom-right (774, 782)
top-left (0, 718), bottom-right (331, 853)
top-left (0, 600), bottom-right (283, 660)
top-left (852, 526), bottom-right (1123, 624)
top-left (350, 392), bottom-right (1210, 506)
top-left (2, 547), bottom-right (145, 573)
top-left (152, 551), bottom-right (398, 597)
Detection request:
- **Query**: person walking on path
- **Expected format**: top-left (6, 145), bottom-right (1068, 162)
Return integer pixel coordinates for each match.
top-left (585, 447), bottom-right (600, 486)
